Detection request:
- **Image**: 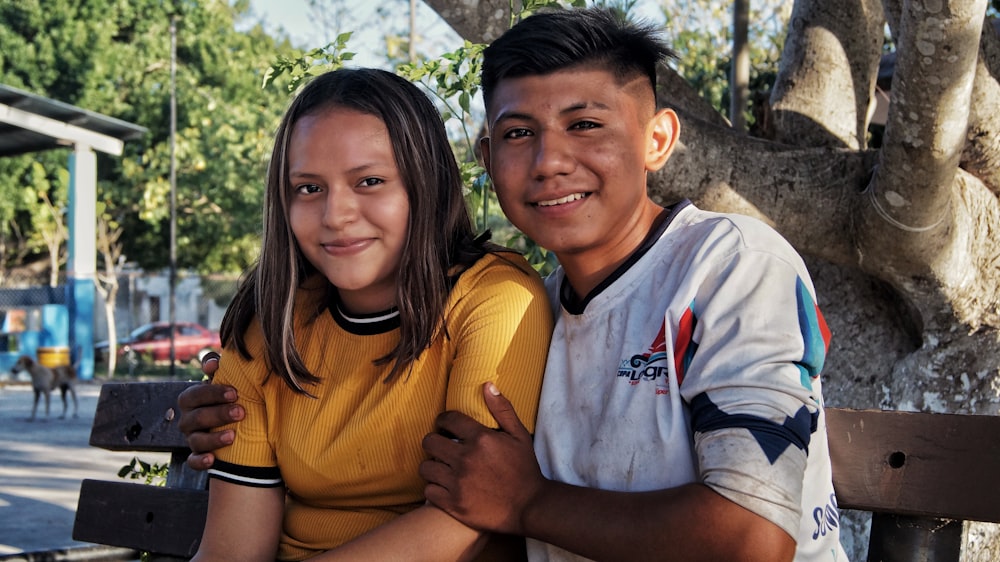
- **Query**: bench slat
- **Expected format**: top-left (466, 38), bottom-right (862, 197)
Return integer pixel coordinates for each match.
top-left (73, 479), bottom-right (207, 557)
top-left (827, 407), bottom-right (1000, 523)
top-left (89, 381), bottom-right (201, 451)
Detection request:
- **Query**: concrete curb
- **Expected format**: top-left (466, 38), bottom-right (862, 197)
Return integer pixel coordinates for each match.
top-left (0, 545), bottom-right (138, 561)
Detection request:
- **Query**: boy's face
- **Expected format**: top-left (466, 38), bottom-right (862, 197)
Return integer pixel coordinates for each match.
top-left (482, 67), bottom-right (678, 278)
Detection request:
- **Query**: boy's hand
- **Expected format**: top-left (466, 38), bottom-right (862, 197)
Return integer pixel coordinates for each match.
top-left (177, 352), bottom-right (244, 470)
top-left (200, 351), bottom-right (221, 379)
top-left (419, 383), bottom-right (545, 535)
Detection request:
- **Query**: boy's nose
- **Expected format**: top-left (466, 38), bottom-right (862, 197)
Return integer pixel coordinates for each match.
top-left (532, 134), bottom-right (575, 179)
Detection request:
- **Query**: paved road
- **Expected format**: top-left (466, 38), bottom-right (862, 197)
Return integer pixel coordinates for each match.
top-left (0, 379), bottom-right (169, 557)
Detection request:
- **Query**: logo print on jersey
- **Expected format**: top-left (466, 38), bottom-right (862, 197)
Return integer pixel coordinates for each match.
top-left (616, 302), bottom-right (698, 393)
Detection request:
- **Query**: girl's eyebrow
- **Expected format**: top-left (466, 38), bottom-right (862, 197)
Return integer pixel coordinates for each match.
top-left (289, 162), bottom-right (386, 179)
top-left (288, 171), bottom-right (322, 180)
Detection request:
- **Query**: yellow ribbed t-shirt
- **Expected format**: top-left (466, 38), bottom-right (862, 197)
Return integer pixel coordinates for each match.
top-left (210, 252), bottom-right (552, 560)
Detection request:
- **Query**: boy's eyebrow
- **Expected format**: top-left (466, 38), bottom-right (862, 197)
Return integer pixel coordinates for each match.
top-left (493, 101), bottom-right (612, 124)
top-left (492, 110), bottom-right (534, 125)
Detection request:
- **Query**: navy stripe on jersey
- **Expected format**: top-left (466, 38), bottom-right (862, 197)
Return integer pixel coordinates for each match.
top-left (690, 393), bottom-right (814, 464)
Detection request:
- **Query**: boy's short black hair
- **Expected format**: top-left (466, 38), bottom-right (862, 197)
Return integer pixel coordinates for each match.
top-left (481, 8), bottom-right (674, 113)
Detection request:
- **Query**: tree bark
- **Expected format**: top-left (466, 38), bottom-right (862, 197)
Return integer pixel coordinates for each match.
top-left (962, 18), bottom-right (1000, 193)
top-left (649, 114), bottom-right (871, 267)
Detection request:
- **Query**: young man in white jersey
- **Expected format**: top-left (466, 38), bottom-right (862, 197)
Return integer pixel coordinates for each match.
top-left (179, 7), bottom-right (846, 561)
top-left (417, 8), bottom-right (846, 562)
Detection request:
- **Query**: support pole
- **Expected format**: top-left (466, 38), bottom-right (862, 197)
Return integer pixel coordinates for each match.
top-left (67, 145), bottom-right (97, 380)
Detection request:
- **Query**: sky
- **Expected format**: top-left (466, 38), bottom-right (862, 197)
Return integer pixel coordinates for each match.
top-left (245, 0), bottom-right (668, 67)
top-left (242, 0), bottom-right (668, 136)
top-left (245, 0), bottom-right (463, 68)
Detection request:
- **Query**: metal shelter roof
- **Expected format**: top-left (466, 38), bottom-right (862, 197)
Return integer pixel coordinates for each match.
top-left (0, 83), bottom-right (147, 157)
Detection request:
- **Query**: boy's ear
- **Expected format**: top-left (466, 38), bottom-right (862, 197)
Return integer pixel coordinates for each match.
top-left (479, 136), bottom-right (493, 176)
top-left (645, 108), bottom-right (680, 172)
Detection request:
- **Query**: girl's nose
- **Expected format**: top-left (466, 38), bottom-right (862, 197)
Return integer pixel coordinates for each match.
top-left (321, 187), bottom-right (358, 229)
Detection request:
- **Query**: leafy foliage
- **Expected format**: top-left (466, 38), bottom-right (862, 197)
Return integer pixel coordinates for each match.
top-left (263, 32), bottom-right (356, 92)
top-left (118, 455), bottom-right (169, 486)
top-left (516, 0), bottom-right (587, 25)
top-left (661, 0), bottom-right (789, 125)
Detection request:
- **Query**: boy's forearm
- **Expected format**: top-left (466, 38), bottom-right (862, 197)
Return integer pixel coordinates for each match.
top-left (520, 480), bottom-right (795, 562)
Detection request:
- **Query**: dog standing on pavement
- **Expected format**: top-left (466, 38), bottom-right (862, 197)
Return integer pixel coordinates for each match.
top-left (11, 355), bottom-right (79, 421)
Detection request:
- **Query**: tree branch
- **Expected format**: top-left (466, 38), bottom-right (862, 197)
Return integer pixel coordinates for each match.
top-left (422, 0), bottom-right (511, 44)
top-left (770, 0), bottom-right (885, 149)
top-left (861, 0), bottom-right (987, 268)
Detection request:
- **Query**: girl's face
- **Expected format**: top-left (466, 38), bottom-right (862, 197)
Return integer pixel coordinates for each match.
top-left (287, 107), bottom-right (410, 314)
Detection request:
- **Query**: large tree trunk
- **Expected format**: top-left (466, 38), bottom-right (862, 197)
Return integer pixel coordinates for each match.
top-left (425, 1), bottom-right (1000, 559)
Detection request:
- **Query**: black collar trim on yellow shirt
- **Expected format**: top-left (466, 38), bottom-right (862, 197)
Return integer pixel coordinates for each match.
top-left (328, 302), bottom-right (400, 335)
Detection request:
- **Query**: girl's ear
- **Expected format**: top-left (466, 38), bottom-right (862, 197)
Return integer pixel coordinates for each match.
top-left (644, 108), bottom-right (680, 172)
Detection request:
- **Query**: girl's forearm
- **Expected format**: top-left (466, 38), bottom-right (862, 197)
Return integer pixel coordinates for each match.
top-left (311, 504), bottom-right (487, 562)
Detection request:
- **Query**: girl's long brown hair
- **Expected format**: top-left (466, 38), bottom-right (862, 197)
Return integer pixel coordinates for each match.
top-left (221, 68), bottom-right (485, 394)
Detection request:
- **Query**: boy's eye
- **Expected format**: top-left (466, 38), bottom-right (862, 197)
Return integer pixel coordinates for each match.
top-left (503, 127), bottom-right (532, 139)
top-left (570, 120), bottom-right (599, 131)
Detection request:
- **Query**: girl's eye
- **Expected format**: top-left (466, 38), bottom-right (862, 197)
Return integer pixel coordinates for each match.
top-left (503, 127), bottom-right (532, 139)
top-left (359, 177), bottom-right (384, 188)
top-left (295, 183), bottom-right (322, 194)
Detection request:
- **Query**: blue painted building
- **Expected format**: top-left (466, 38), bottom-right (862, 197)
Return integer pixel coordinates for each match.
top-left (0, 84), bottom-right (146, 380)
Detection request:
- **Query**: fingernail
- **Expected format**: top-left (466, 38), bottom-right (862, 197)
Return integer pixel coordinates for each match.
top-left (487, 382), bottom-right (500, 396)
top-left (229, 406), bottom-right (243, 419)
top-left (224, 389), bottom-right (237, 401)
top-left (221, 431), bottom-right (234, 444)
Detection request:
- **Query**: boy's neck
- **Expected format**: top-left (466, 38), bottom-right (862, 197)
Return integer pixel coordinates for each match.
top-left (558, 200), bottom-right (667, 299)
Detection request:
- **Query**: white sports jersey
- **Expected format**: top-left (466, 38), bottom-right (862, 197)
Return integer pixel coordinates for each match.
top-left (527, 202), bottom-right (847, 562)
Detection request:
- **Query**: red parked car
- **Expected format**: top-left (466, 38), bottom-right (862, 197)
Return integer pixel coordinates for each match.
top-left (95, 321), bottom-right (221, 367)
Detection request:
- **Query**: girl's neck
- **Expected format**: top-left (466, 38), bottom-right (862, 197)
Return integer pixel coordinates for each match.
top-left (335, 288), bottom-right (397, 316)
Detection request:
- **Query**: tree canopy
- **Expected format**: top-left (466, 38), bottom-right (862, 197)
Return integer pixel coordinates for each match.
top-left (0, 0), bottom-right (297, 276)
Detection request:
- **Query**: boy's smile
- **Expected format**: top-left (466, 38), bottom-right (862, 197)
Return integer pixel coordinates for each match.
top-left (482, 67), bottom-right (679, 296)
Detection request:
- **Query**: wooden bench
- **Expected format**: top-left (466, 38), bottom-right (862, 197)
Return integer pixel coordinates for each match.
top-left (826, 407), bottom-right (1000, 561)
top-left (73, 381), bottom-right (206, 561)
top-left (71, 381), bottom-right (1000, 561)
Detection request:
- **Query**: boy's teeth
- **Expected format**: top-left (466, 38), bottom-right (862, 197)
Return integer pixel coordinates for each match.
top-left (538, 193), bottom-right (585, 207)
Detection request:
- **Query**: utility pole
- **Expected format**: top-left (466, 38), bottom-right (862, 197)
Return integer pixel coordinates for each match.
top-left (409, 0), bottom-right (417, 63)
top-left (168, 13), bottom-right (178, 377)
top-left (730, 0), bottom-right (750, 131)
